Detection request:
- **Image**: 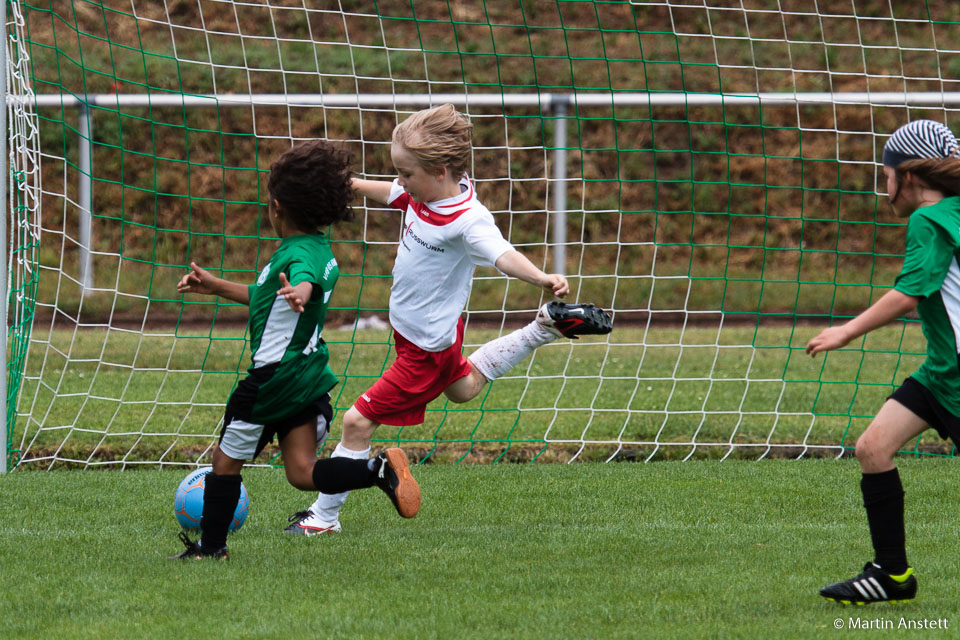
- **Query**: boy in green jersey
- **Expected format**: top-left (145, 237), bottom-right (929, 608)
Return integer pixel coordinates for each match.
top-left (807, 120), bottom-right (960, 603)
top-left (172, 141), bottom-right (419, 559)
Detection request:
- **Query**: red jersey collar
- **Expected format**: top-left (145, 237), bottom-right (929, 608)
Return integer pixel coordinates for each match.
top-left (413, 176), bottom-right (474, 226)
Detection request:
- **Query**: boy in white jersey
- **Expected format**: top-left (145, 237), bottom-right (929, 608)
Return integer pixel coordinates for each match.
top-left (808, 120), bottom-right (960, 603)
top-left (286, 104), bottom-right (612, 535)
top-left (171, 141), bottom-right (420, 559)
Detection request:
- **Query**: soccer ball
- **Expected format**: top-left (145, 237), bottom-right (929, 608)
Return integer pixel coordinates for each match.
top-left (174, 467), bottom-right (249, 532)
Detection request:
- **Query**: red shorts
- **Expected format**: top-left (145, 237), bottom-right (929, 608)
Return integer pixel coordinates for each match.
top-left (353, 318), bottom-right (473, 426)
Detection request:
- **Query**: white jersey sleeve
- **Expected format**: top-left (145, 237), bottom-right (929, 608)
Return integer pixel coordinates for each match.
top-left (459, 208), bottom-right (514, 268)
top-left (387, 179), bottom-right (406, 208)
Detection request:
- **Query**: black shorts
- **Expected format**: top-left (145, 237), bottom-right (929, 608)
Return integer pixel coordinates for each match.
top-left (888, 377), bottom-right (960, 446)
top-left (221, 367), bottom-right (334, 460)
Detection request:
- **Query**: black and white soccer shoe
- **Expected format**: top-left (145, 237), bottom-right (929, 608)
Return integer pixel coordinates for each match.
top-left (283, 510), bottom-right (342, 535)
top-left (537, 301), bottom-right (613, 339)
top-left (819, 562), bottom-right (916, 605)
top-left (169, 531), bottom-right (228, 560)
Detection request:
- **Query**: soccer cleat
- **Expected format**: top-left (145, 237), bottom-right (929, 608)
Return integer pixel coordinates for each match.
top-left (374, 448), bottom-right (421, 518)
top-left (283, 510), bottom-right (342, 536)
top-left (537, 301), bottom-right (613, 339)
top-left (169, 531), bottom-right (228, 560)
top-left (819, 563), bottom-right (917, 605)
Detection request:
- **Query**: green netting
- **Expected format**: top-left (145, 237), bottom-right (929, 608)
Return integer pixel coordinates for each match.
top-left (6, 0), bottom-right (960, 468)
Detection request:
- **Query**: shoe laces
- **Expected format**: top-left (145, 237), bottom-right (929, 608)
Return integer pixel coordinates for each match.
top-left (177, 530), bottom-right (202, 555)
top-left (375, 453), bottom-right (398, 491)
top-left (288, 510), bottom-right (311, 524)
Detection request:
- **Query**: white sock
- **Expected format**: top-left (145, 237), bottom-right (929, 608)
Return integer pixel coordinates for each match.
top-left (309, 442), bottom-right (370, 524)
top-left (469, 320), bottom-right (557, 381)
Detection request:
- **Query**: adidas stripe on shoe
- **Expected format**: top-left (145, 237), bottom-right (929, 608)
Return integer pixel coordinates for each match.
top-left (819, 562), bottom-right (917, 605)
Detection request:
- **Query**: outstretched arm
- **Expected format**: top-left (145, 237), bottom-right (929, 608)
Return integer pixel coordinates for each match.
top-left (351, 177), bottom-right (393, 205)
top-left (177, 262), bottom-right (250, 305)
top-left (276, 272), bottom-right (314, 313)
top-left (806, 289), bottom-right (919, 356)
top-left (494, 250), bottom-right (569, 298)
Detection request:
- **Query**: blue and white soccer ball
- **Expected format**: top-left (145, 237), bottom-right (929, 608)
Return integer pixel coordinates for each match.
top-left (174, 467), bottom-right (249, 532)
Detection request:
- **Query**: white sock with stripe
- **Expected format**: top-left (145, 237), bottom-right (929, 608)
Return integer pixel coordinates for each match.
top-left (309, 442), bottom-right (370, 524)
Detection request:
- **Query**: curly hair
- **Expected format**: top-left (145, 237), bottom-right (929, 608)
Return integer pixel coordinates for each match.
top-left (267, 140), bottom-right (354, 233)
top-left (391, 104), bottom-right (473, 178)
top-left (895, 157), bottom-right (960, 198)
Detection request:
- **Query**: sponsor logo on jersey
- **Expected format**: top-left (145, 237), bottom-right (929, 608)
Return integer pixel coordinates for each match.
top-left (323, 258), bottom-right (338, 281)
top-left (257, 263), bottom-right (271, 285)
top-left (401, 221), bottom-right (444, 254)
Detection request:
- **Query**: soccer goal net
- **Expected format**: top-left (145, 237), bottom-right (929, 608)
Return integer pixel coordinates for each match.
top-left (5, 1), bottom-right (959, 469)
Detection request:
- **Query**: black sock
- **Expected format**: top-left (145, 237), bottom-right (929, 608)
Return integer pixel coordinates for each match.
top-left (200, 472), bottom-right (242, 552)
top-left (861, 468), bottom-right (908, 574)
top-left (311, 457), bottom-right (376, 494)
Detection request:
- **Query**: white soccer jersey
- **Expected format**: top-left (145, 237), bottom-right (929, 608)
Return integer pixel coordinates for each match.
top-left (387, 176), bottom-right (514, 351)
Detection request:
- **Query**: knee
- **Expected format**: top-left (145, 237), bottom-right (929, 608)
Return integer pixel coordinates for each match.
top-left (212, 445), bottom-right (244, 475)
top-left (284, 458), bottom-right (316, 491)
top-left (855, 433), bottom-right (892, 471)
top-left (338, 409), bottom-right (376, 451)
top-left (444, 367), bottom-right (485, 404)
top-left (444, 388), bottom-right (469, 404)
top-left (343, 409), bottom-right (376, 438)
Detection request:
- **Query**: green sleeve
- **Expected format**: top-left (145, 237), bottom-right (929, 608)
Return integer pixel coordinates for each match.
top-left (285, 259), bottom-right (318, 288)
top-left (894, 214), bottom-right (955, 299)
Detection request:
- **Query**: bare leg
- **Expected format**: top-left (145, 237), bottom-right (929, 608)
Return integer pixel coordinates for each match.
top-left (855, 400), bottom-right (928, 473)
top-left (443, 364), bottom-right (489, 403)
top-left (278, 421), bottom-right (319, 490)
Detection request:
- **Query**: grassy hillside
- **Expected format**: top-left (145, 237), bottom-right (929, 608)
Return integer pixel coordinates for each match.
top-left (18, 1), bottom-right (960, 321)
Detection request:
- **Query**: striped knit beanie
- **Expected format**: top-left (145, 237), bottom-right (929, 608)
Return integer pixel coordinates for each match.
top-left (883, 119), bottom-right (959, 167)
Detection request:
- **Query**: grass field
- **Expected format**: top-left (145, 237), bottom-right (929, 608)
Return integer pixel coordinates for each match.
top-left (1, 460), bottom-right (957, 639)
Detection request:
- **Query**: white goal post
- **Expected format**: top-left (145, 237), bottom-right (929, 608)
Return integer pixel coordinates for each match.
top-left (1, 0), bottom-right (7, 474)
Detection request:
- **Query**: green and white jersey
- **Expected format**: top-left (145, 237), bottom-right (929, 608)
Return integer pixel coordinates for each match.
top-left (243, 233), bottom-right (340, 424)
top-left (894, 196), bottom-right (960, 416)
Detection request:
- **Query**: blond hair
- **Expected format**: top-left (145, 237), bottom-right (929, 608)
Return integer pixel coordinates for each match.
top-left (392, 104), bottom-right (473, 178)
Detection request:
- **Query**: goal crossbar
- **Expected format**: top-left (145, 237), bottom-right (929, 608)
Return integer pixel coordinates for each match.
top-left (20, 91), bottom-right (960, 109)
